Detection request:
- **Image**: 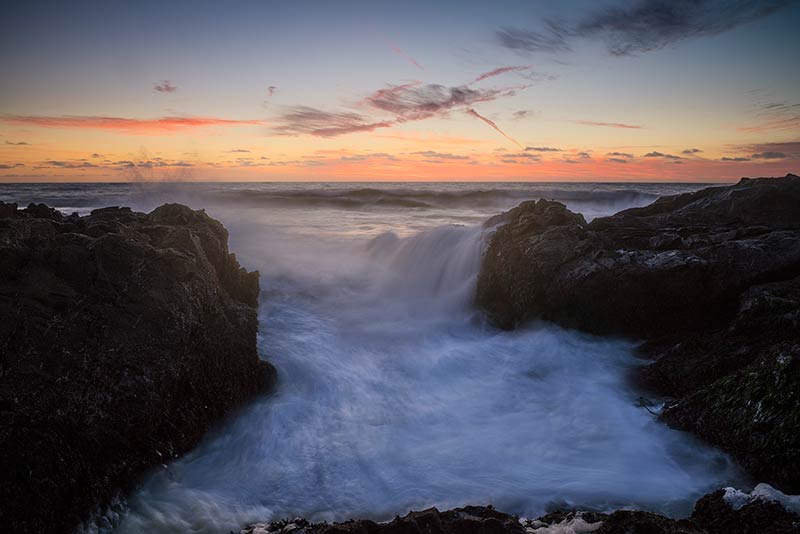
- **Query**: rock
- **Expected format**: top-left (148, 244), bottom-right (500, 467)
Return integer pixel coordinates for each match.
top-left (0, 202), bottom-right (275, 532)
top-left (241, 488), bottom-right (800, 534)
top-left (477, 174), bottom-right (800, 338)
top-left (475, 174), bottom-right (800, 488)
top-left (691, 487), bottom-right (800, 534)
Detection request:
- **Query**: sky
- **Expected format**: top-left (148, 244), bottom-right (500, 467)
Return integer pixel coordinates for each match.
top-left (1, 0), bottom-right (799, 182)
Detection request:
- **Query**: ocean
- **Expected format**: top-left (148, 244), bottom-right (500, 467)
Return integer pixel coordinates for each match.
top-left (0, 182), bottom-right (743, 533)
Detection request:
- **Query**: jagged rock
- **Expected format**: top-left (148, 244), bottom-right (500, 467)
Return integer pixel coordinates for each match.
top-left (0, 202), bottom-right (274, 532)
top-left (240, 488), bottom-right (800, 534)
top-left (477, 174), bottom-right (800, 338)
top-left (691, 487), bottom-right (800, 534)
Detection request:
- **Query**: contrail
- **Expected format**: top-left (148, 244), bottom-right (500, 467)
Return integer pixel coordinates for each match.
top-left (466, 108), bottom-right (523, 148)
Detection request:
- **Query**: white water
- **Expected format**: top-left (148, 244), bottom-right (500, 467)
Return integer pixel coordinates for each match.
top-left (0, 183), bottom-right (740, 533)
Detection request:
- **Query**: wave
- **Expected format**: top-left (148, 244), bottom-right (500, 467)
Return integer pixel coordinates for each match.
top-left (200, 187), bottom-right (665, 213)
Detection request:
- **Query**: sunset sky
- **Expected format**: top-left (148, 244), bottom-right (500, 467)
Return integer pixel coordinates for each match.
top-left (1, 0), bottom-right (798, 182)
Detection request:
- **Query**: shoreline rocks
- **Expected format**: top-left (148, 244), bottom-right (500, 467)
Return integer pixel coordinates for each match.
top-left (240, 485), bottom-right (800, 534)
top-left (0, 202), bottom-right (275, 532)
top-left (476, 174), bottom-right (800, 490)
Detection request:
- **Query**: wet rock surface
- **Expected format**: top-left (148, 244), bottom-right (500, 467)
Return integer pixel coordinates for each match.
top-left (240, 488), bottom-right (800, 534)
top-left (0, 202), bottom-right (274, 532)
top-left (476, 174), bottom-right (800, 489)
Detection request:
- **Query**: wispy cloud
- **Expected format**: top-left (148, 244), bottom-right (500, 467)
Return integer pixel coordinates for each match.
top-left (411, 151), bottom-right (470, 160)
top-left (606, 157), bottom-right (628, 163)
top-left (731, 141), bottom-right (800, 156)
top-left (573, 120), bottom-right (642, 129)
top-left (607, 151), bottom-right (634, 158)
top-left (390, 45), bottom-right (424, 71)
top-left (495, 24), bottom-right (571, 54)
top-left (525, 146), bottom-right (561, 152)
top-left (465, 108), bottom-right (523, 148)
top-left (682, 148), bottom-right (702, 154)
top-left (721, 156), bottom-right (751, 162)
top-left (497, 0), bottom-right (795, 56)
top-left (275, 80), bottom-right (526, 146)
top-left (644, 151), bottom-right (683, 159)
top-left (0, 163), bottom-right (24, 169)
top-left (473, 65), bottom-right (532, 83)
top-left (5, 141), bottom-right (30, 146)
top-left (365, 82), bottom-right (521, 121)
top-left (274, 106), bottom-right (394, 137)
top-left (751, 151), bottom-right (787, 159)
top-left (0, 114), bottom-right (264, 134)
top-left (153, 80), bottom-right (177, 93)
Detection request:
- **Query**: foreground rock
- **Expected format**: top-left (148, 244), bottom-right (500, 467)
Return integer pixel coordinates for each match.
top-left (0, 202), bottom-right (274, 532)
top-left (241, 485), bottom-right (800, 534)
top-left (476, 174), bottom-right (800, 489)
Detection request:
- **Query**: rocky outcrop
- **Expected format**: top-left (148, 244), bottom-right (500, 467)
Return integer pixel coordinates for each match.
top-left (477, 174), bottom-right (800, 338)
top-left (475, 174), bottom-right (800, 489)
top-left (0, 202), bottom-right (275, 532)
top-left (240, 486), bottom-right (800, 534)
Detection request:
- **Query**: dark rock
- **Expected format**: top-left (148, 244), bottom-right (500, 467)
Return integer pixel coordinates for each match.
top-left (242, 506), bottom-right (527, 534)
top-left (241, 488), bottom-right (800, 534)
top-left (477, 174), bottom-right (800, 338)
top-left (0, 202), bottom-right (274, 532)
top-left (691, 488), bottom-right (800, 534)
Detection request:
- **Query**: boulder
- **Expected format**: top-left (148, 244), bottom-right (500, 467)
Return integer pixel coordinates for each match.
top-left (477, 174), bottom-right (800, 338)
top-left (0, 202), bottom-right (274, 532)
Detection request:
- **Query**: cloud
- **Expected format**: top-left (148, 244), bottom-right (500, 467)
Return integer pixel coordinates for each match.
top-left (495, 25), bottom-right (571, 54)
top-left (275, 79), bottom-right (526, 144)
top-left (607, 151), bottom-right (634, 158)
top-left (721, 157), bottom-right (751, 162)
top-left (732, 141), bottom-right (800, 157)
top-left (739, 100), bottom-right (800, 132)
top-left (153, 80), bottom-right (177, 93)
top-left (682, 148), bottom-right (702, 154)
top-left (365, 82), bottom-right (521, 121)
top-left (503, 152), bottom-right (541, 159)
top-left (340, 152), bottom-right (399, 162)
top-left (390, 46), bottom-right (424, 71)
top-left (274, 106), bottom-right (394, 137)
top-left (411, 151), bottom-right (470, 160)
top-left (5, 141), bottom-right (29, 146)
top-left (751, 151), bottom-right (787, 159)
top-left (90, 153), bottom-right (104, 158)
top-left (526, 146), bottom-right (561, 152)
top-left (473, 65), bottom-right (532, 83)
top-left (465, 108), bottom-right (523, 148)
top-left (228, 149), bottom-right (251, 153)
top-left (512, 110), bottom-right (537, 120)
top-left (0, 163), bottom-right (24, 169)
top-left (577, 151), bottom-right (592, 159)
top-left (643, 151), bottom-right (683, 159)
top-left (0, 114), bottom-right (262, 134)
top-left (497, 0), bottom-right (795, 56)
top-left (573, 120), bottom-right (642, 129)
top-left (40, 160), bottom-right (98, 169)
top-left (606, 157), bottom-right (628, 163)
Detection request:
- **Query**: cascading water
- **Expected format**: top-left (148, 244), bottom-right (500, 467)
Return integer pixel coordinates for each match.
top-left (99, 209), bottom-right (740, 534)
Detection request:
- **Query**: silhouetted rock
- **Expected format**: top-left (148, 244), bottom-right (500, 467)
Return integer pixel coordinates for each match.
top-left (0, 202), bottom-right (274, 532)
top-left (691, 487), bottom-right (800, 534)
top-left (475, 174), bottom-right (800, 489)
top-left (477, 174), bottom-right (800, 338)
top-left (240, 486), bottom-right (800, 534)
